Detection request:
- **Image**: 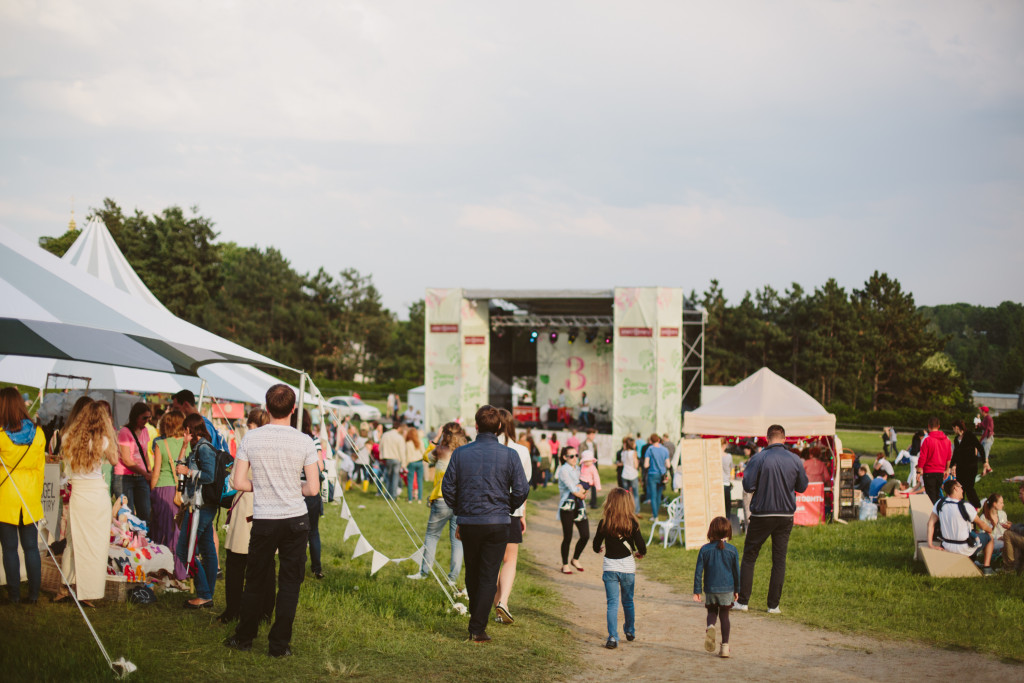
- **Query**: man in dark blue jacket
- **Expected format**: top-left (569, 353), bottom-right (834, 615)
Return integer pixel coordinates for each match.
top-left (442, 405), bottom-right (529, 642)
top-left (735, 424), bottom-right (808, 614)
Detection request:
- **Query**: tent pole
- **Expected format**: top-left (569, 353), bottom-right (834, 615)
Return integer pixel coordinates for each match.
top-left (198, 379), bottom-right (208, 413)
top-left (296, 371), bottom-right (306, 431)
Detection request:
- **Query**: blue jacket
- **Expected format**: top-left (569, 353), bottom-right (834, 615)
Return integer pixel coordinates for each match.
top-left (693, 541), bottom-right (740, 595)
top-left (183, 439), bottom-right (217, 502)
top-left (742, 443), bottom-right (809, 516)
top-left (442, 432), bottom-right (530, 525)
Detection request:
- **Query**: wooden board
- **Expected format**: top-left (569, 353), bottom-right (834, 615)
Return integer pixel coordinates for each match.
top-left (909, 494), bottom-right (932, 560)
top-left (679, 439), bottom-right (726, 549)
top-left (919, 546), bottom-right (982, 578)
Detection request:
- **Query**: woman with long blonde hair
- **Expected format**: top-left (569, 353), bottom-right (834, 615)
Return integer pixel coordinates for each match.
top-left (404, 427), bottom-right (425, 503)
top-left (493, 408), bottom-right (531, 625)
top-left (407, 422), bottom-right (467, 590)
top-left (149, 410), bottom-right (188, 580)
top-left (593, 488), bottom-right (646, 649)
top-left (55, 401), bottom-right (118, 605)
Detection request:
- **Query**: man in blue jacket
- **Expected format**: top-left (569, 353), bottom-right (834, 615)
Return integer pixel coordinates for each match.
top-left (735, 424), bottom-right (808, 614)
top-left (442, 405), bottom-right (529, 642)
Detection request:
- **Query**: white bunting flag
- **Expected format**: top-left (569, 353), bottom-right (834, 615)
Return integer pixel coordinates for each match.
top-left (343, 518), bottom-right (360, 542)
top-left (352, 535), bottom-right (372, 559)
top-left (340, 501), bottom-right (352, 521)
top-left (370, 551), bottom-right (389, 575)
top-left (410, 546), bottom-right (424, 566)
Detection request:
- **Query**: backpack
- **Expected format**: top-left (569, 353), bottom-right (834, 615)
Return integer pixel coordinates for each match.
top-left (935, 496), bottom-right (973, 544)
top-left (200, 446), bottom-right (234, 509)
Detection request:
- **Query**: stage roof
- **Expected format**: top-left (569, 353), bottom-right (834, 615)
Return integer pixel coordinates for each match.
top-left (464, 289), bottom-right (614, 317)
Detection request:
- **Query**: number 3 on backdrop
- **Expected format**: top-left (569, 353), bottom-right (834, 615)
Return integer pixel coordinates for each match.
top-left (566, 357), bottom-right (587, 391)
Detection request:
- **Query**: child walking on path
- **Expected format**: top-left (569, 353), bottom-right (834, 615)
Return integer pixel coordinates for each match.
top-left (593, 488), bottom-right (647, 650)
top-left (693, 516), bottom-right (740, 658)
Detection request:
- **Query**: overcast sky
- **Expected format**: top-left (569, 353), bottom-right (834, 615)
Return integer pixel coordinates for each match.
top-left (2, 1), bottom-right (1022, 316)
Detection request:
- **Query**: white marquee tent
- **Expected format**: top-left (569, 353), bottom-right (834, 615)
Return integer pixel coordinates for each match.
top-left (0, 224), bottom-right (294, 394)
top-left (683, 367), bottom-right (837, 437)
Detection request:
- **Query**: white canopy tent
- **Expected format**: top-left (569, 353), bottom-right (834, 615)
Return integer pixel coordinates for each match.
top-left (683, 367), bottom-right (837, 437)
top-left (0, 221), bottom-right (309, 403)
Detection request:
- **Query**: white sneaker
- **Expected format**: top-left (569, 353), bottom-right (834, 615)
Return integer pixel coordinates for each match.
top-left (767, 606), bottom-right (782, 614)
top-left (406, 573), bottom-right (425, 580)
top-left (454, 588), bottom-right (468, 599)
top-left (719, 643), bottom-right (731, 658)
top-left (732, 601), bottom-right (748, 611)
top-left (703, 626), bottom-right (716, 653)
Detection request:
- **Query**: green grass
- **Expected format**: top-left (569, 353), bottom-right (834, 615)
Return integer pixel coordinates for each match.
top-left (640, 435), bottom-right (1024, 661)
top-left (0, 483), bottom-right (578, 682)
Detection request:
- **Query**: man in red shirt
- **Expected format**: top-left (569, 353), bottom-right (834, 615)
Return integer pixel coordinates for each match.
top-left (916, 417), bottom-right (952, 504)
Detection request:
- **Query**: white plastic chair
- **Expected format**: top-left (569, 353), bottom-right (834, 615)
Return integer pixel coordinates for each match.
top-left (648, 497), bottom-right (684, 548)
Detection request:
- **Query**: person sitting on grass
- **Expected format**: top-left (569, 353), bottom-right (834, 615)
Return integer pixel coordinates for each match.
top-left (926, 478), bottom-right (996, 575)
top-left (854, 466), bottom-right (872, 497)
top-left (868, 471), bottom-right (899, 502)
top-left (998, 485), bottom-right (1024, 574)
top-left (872, 452), bottom-right (894, 478)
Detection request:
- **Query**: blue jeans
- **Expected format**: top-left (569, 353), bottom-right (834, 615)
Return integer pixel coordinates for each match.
top-left (407, 461), bottom-right (425, 502)
top-left (647, 473), bottom-right (665, 517)
top-left (112, 473), bottom-right (151, 524)
top-left (384, 460), bottom-right (401, 498)
top-left (623, 479), bottom-right (640, 513)
top-left (602, 570), bottom-right (636, 641)
top-left (0, 520), bottom-right (40, 603)
top-left (420, 498), bottom-right (463, 584)
top-left (176, 506), bottom-right (218, 601)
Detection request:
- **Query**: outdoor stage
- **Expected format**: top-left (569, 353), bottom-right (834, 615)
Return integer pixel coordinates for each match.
top-left (424, 288), bottom-right (704, 443)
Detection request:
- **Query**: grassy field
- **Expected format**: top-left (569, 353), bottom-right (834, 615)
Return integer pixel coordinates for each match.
top-left (638, 431), bottom-right (1024, 662)
top-left (0, 483), bottom-right (578, 682)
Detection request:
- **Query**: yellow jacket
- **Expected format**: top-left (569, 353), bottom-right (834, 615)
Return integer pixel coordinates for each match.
top-left (0, 421), bottom-right (46, 525)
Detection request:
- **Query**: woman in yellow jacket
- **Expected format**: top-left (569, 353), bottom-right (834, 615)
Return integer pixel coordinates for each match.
top-left (0, 387), bottom-right (46, 604)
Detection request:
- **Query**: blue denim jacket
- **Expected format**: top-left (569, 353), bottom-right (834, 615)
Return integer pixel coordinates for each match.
top-left (183, 439), bottom-right (216, 500)
top-left (693, 541), bottom-right (740, 595)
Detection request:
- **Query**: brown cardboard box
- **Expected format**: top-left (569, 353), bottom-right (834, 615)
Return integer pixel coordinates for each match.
top-left (879, 495), bottom-right (910, 517)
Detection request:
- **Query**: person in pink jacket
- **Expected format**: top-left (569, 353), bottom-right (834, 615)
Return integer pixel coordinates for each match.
top-left (580, 452), bottom-right (602, 510)
top-left (916, 417), bottom-right (952, 504)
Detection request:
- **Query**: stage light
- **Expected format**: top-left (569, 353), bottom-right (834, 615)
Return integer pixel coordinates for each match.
top-left (549, 331), bottom-right (559, 344)
top-left (604, 332), bottom-right (612, 344)
top-left (568, 327), bottom-right (579, 344)
top-left (529, 330), bottom-right (538, 343)
top-left (584, 329), bottom-right (598, 344)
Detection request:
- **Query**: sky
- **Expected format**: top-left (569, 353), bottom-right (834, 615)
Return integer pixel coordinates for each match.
top-left (1, 1), bottom-right (1022, 317)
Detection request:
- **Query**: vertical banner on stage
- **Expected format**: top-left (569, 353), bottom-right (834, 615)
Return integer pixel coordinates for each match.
top-left (460, 298), bottom-right (489, 422)
top-left (680, 439), bottom-right (726, 549)
top-left (613, 287), bottom-right (659, 439)
top-left (536, 336), bottom-right (613, 423)
top-left (655, 287), bottom-right (683, 438)
top-left (425, 288), bottom-right (463, 428)
top-left (794, 482), bottom-right (825, 526)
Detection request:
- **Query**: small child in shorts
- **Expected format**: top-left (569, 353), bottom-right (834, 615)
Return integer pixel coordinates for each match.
top-left (692, 516), bottom-right (740, 658)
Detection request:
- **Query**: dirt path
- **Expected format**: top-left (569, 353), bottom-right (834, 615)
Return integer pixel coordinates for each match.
top-left (521, 497), bottom-right (1019, 682)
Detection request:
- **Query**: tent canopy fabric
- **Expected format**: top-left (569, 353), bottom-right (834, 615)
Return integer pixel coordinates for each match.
top-left (0, 225), bottom-right (291, 376)
top-left (683, 367), bottom-right (836, 437)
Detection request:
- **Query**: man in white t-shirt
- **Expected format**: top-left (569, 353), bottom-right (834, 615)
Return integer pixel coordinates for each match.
top-left (926, 478), bottom-right (995, 575)
top-left (872, 452), bottom-right (894, 478)
top-left (226, 384), bottom-right (320, 658)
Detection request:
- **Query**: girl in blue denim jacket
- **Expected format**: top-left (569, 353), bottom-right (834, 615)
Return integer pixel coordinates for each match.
top-left (692, 516), bottom-right (739, 658)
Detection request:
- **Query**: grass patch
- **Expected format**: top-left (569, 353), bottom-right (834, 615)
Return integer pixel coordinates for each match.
top-left (640, 435), bottom-right (1024, 661)
top-left (0, 484), bottom-right (578, 682)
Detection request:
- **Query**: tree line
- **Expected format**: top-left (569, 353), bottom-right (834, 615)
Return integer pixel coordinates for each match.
top-left (38, 199), bottom-right (1021, 411)
top-left (40, 199), bottom-right (424, 385)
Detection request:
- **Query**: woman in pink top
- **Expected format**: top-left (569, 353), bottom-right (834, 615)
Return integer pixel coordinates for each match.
top-left (113, 402), bottom-right (153, 523)
top-left (802, 447), bottom-right (830, 484)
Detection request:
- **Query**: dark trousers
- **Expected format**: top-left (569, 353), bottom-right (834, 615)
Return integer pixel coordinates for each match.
top-left (234, 515), bottom-right (310, 655)
top-left (112, 474), bottom-right (151, 524)
top-left (559, 509), bottom-right (591, 565)
top-left (223, 550), bottom-right (275, 622)
top-left (724, 485), bottom-right (733, 518)
top-left (0, 519), bottom-right (40, 603)
top-left (956, 468), bottom-right (980, 508)
top-left (304, 495), bottom-right (322, 574)
top-left (923, 472), bottom-right (945, 504)
top-left (588, 486), bottom-right (599, 509)
top-left (738, 515), bottom-right (793, 609)
top-left (459, 523), bottom-right (509, 635)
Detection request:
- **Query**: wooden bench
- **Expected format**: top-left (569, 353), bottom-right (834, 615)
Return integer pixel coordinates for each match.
top-left (910, 494), bottom-right (981, 577)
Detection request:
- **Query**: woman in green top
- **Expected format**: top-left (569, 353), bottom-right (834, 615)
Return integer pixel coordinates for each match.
top-left (150, 409), bottom-right (189, 580)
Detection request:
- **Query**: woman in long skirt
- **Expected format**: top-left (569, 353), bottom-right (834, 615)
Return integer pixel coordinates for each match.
top-left (150, 410), bottom-right (188, 580)
top-left (56, 402), bottom-right (118, 605)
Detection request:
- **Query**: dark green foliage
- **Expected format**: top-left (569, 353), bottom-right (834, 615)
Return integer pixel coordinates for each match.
top-left (994, 410), bottom-right (1024, 436)
top-left (696, 272), bottom-right (967, 412)
top-left (38, 228), bottom-right (80, 257)
top-left (920, 302), bottom-right (1024, 394)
